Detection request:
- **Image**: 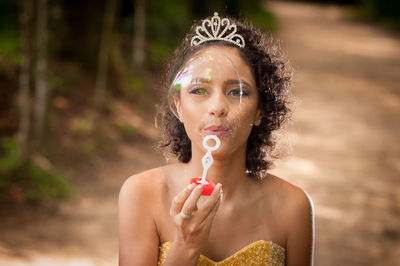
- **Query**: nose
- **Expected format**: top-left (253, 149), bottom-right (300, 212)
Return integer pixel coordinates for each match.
top-left (208, 91), bottom-right (228, 117)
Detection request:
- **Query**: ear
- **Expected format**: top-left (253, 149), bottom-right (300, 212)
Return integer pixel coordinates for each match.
top-left (173, 96), bottom-right (183, 122)
top-left (253, 108), bottom-right (262, 126)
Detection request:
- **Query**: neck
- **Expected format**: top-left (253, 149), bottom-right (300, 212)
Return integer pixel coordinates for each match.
top-left (186, 143), bottom-right (249, 200)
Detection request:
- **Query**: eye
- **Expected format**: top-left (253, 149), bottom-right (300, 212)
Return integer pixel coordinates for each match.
top-left (189, 87), bottom-right (209, 95)
top-left (228, 88), bottom-right (250, 97)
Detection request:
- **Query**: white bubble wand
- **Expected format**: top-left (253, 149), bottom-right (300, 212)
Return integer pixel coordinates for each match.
top-left (197, 135), bottom-right (220, 185)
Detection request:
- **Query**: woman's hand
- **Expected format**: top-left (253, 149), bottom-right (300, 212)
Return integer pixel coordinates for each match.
top-left (170, 182), bottom-right (223, 250)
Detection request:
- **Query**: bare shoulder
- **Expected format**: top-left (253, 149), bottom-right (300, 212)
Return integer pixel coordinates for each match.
top-left (264, 176), bottom-right (315, 264)
top-left (119, 165), bottom-right (171, 203)
top-left (119, 164), bottom-right (180, 206)
top-left (263, 173), bottom-right (314, 219)
top-left (119, 167), bottom-right (166, 214)
top-left (118, 166), bottom-right (174, 265)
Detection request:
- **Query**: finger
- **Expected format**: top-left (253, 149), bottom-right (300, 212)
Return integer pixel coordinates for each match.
top-left (199, 185), bottom-right (222, 224)
top-left (180, 184), bottom-right (204, 215)
top-left (200, 191), bottom-right (222, 226)
top-left (209, 183), bottom-right (222, 202)
top-left (170, 183), bottom-right (196, 216)
top-left (198, 183), bottom-right (222, 214)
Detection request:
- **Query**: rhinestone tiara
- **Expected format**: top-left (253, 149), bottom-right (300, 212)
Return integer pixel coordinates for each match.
top-left (191, 12), bottom-right (245, 48)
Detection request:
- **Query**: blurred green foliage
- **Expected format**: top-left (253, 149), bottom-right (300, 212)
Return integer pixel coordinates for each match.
top-left (0, 0), bottom-right (278, 75)
top-left (1, 0), bottom-right (397, 205)
top-left (0, 29), bottom-right (19, 59)
top-left (25, 163), bottom-right (74, 201)
top-left (129, 75), bottom-right (144, 94)
top-left (356, 0), bottom-right (400, 30)
top-left (0, 0), bottom-right (277, 205)
top-left (49, 67), bottom-right (81, 97)
top-left (115, 122), bottom-right (140, 141)
top-left (242, 2), bottom-right (276, 31)
top-left (0, 138), bottom-right (75, 202)
top-left (69, 116), bottom-right (94, 137)
top-left (0, 0), bottom-right (20, 75)
top-left (0, 1), bottom-right (19, 54)
top-left (0, 138), bottom-right (20, 181)
top-left (146, 0), bottom-right (192, 69)
top-left (77, 140), bottom-right (96, 160)
top-left (291, 0), bottom-right (400, 31)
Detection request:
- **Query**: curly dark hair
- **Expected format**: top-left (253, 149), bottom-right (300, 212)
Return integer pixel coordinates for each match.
top-left (156, 14), bottom-right (293, 180)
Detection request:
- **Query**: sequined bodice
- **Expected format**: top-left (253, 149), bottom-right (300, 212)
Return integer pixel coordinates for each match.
top-left (157, 240), bottom-right (285, 265)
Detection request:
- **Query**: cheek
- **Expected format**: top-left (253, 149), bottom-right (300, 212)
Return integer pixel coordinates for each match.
top-left (230, 100), bottom-right (259, 124)
top-left (181, 99), bottom-right (202, 122)
top-left (227, 111), bottom-right (257, 146)
top-left (180, 100), bottom-right (204, 138)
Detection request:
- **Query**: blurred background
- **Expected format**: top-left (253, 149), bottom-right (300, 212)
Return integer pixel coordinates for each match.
top-left (0, 0), bottom-right (399, 265)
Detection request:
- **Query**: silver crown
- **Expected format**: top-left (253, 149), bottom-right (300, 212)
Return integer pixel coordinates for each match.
top-left (191, 12), bottom-right (245, 48)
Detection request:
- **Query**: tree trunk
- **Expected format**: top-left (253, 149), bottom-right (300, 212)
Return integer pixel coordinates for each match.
top-left (17, 0), bottom-right (33, 163)
top-left (94, 0), bottom-right (118, 110)
top-left (111, 33), bottom-right (131, 95)
top-left (34, 0), bottom-right (48, 147)
top-left (133, 0), bottom-right (146, 67)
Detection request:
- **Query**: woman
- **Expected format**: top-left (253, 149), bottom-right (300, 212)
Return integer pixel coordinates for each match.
top-left (119, 12), bottom-right (314, 266)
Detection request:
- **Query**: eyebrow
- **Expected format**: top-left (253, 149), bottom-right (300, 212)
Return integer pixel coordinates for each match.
top-left (191, 78), bottom-right (251, 87)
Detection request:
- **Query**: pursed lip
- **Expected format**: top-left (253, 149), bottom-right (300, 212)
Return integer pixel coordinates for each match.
top-left (203, 125), bottom-right (230, 136)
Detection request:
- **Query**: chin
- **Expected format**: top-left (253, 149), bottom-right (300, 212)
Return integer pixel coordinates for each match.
top-left (210, 144), bottom-right (244, 160)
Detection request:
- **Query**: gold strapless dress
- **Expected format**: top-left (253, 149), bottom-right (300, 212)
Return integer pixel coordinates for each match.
top-left (157, 240), bottom-right (285, 265)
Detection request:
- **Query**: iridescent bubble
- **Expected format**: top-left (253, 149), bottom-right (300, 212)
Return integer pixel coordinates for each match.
top-left (168, 48), bottom-right (247, 121)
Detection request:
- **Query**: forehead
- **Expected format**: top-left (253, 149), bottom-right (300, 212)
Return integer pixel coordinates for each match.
top-left (187, 46), bottom-right (254, 84)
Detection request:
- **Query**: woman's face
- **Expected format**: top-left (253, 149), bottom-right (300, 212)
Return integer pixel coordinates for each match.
top-left (174, 46), bottom-right (261, 158)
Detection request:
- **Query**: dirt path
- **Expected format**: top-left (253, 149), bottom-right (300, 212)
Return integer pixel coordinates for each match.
top-left (1, 1), bottom-right (399, 265)
top-left (0, 102), bottom-right (166, 265)
top-left (267, 1), bottom-right (400, 265)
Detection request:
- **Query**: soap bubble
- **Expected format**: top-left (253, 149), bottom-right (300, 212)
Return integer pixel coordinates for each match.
top-left (168, 48), bottom-right (248, 123)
